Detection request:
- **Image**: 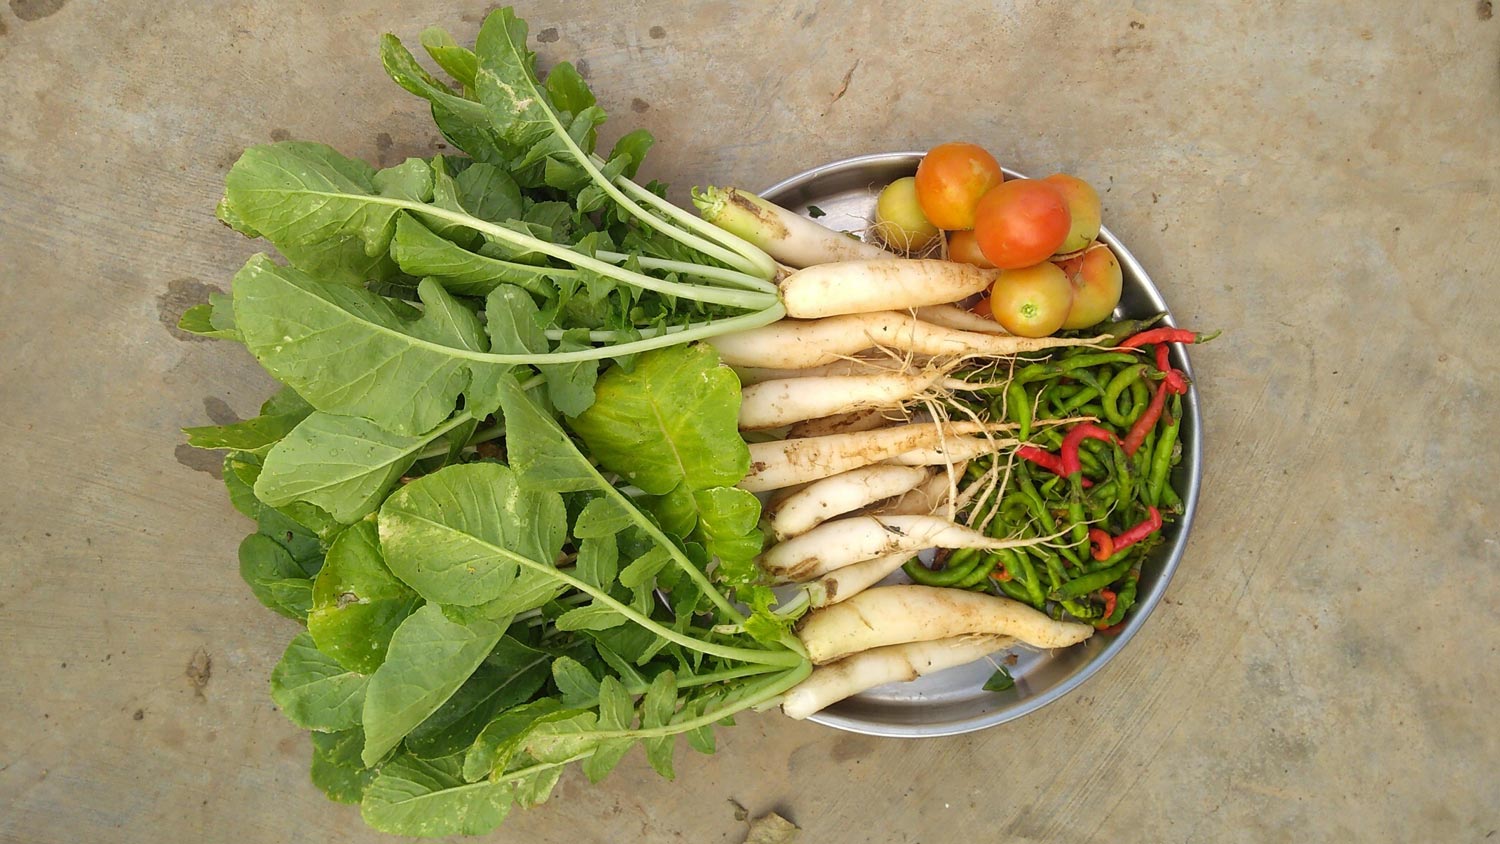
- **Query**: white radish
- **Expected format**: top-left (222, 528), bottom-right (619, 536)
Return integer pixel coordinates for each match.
top-left (782, 634), bottom-right (1014, 719)
top-left (780, 260), bottom-right (996, 318)
top-left (760, 514), bottom-right (1052, 582)
top-left (741, 420), bottom-right (1008, 492)
top-left (738, 370), bottom-right (967, 430)
top-left (878, 466), bottom-right (969, 517)
top-left (733, 355), bottom-right (930, 386)
top-left (709, 311), bottom-right (1099, 369)
top-left (913, 304), bottom-right (1011, 335)
top-left (797, 584), bottom-right (1094, 664)
top-left (883, 435), bottom-right (1010, 466)
top-left (805, 551), bottom-right (911, 609)
top-left (787, 408), bottom-right (893, 439)
top-left (767, 465), bottom-right (931, 541)
top-left (693, 186), bottom-right (892, 268)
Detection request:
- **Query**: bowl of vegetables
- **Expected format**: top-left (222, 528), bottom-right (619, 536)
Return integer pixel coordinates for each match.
top-left (750, 152), bottom-right (1203, 736)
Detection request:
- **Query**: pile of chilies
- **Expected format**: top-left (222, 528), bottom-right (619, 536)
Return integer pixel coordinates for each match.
top-left (958, 324), bottom-right (1204, 632)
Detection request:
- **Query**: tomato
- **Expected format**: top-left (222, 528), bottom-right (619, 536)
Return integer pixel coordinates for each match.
top-left (946, 229), bottom-right (995, 268)
top-left (1042, 173), bottom-right (1102, 255)
top-left (971, 295), bottom-right (993, 319)
top-left (972, 180), bottom-right (1071, 269)
top-left (1057, 243), bottom-right (1123, 329)
top-left (873, 177), bottom-right (941, 253)
top-left (914, 143), bottom-right (1004, 230)
top-left (988, 263), bottom-right (1073, 337)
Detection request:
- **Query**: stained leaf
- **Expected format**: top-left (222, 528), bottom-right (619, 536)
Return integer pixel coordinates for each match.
top-left (307, 521), bottom-right (421, 674)
top-left (378, 463), bottom-right (566, 608)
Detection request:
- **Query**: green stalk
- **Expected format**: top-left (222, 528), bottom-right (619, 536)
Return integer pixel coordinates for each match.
top-left (599, 250), bottom-right (778, 295)
top-left (594, 468), bottom-right (751, 626)
top-left (542, 324), bottom-right (688, 342)
top-left (404, 515), bottom-right (794, 666)
top-left (347, 299), bottom-right (785, 366)
top-left (411, 203), bottom-right (778, 309)
top-left (517, 107), bottom-right (770, 279)
top-left (477, 664), bottom-right (811, 793)
top-left (614, 177), bottom-right (780, 281)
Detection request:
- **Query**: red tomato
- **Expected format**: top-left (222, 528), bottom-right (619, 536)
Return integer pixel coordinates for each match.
top-left (988, 263), bottom-right (1073, 337)
top-left (972, 180), bottom-right (1071, 269)
top-left (1057, 243), bottom-right (1123, 329)
top-left (914, 143), bottom-right (1004, 231)
top-left (947, 229), bottom-right (996, 268)
top-left (971, 295), bottom-right (994, 319)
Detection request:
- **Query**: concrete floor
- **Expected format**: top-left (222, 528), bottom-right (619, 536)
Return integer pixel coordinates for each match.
top-left (2, 1), bottom-right (1497, 841)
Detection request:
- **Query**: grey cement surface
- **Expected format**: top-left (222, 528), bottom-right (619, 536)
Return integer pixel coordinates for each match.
top-left (2, 1), bottom-right (1498, 842)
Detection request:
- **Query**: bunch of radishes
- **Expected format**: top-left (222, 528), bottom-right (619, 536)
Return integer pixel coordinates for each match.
top-left (692, 165), bottom-right (1121, 718)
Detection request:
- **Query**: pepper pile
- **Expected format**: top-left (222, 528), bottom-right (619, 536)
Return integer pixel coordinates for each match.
top-left (903, 318), bottom-right (1213, 633)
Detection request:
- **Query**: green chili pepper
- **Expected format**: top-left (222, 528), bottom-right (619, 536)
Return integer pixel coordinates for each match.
top-left (1102, 364), bottom-right (1148, 427)
top-left (995, 577), bottom-right (1033, 604)
top-left (1055, 387), bottom-right (1101, 416)
top-left (902, 549), bottom-right (985, 586)
top-left (954, 554), bottom-right (1000, 588)
top-left (1125, 378), bottom-right (1151, 425)
top-left (1094, 315), bottom-right (1167, 346)
top-left (1147, 408), bottom-right (1182, 508)
top-left (1039, 553), bottom-right (1066, 593)
top-left (1081, 543), bottom-right (1133, 575)
top-left (1001, 549), bottom-right (1047, 608)
top-left (1006, 381), bottom-right (1032, 441)
top-left (1052, 557), bottom-right (1134, 600)
top-left (1061, 598), bottom-right (1104, 621)
top-left (1098, 572), bottom-right (1138, 626)
top-left (1015, 353), bottom-right (1138, 384)
top-left (1161, 483), bottom-right (1182, 509)
top-left (1112, 443), bottom-right (1134, 517)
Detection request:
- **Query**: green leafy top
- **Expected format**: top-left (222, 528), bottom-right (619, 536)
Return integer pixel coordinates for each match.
top-left (185, 8), bottom-right (808, 838)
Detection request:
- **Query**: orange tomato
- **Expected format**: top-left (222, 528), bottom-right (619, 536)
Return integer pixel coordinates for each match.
top-left (947, 229), bottom-right (996, 268)
top-left (988, 263), bottom-right (1073, 337)
top-left (1042, 174), bottom-right (1102, 255)
top-left (914, 143), bottom-right (1004, 230)
top-left (972, 180), bottom-right (1071, 269)
top-left (1057, 243), bottom-right (1123, 329)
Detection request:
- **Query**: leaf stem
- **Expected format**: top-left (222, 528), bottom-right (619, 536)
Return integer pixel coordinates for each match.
top-left (402, 510), bottom-right (795, 667)
top-left (614, 178), bottom-right (780, 282)
top-left (411, 203), bottom-right (778, 309)
top-left (599, 250), bottom-right (778, 295)
top-left (511, 99), bottom-right (770, 279)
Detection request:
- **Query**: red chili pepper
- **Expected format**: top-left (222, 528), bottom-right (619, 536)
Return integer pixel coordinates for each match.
top-left (1088, 528), bottom-right (1115, 561)
top-left (1111, 506), bottom-right (1162, 551)
top-left (1154, 343), bottom-right (1188, 395)
top-left (1122, 381), bottom-right (1167, 455)
top-left (1120, 327), bottom-right (1201, 350)
top-left (1096, 621), bottom-right (1127, 635)
top-left (1059, 422), bottom-right (1118, 477)
top-left (1095, 589), bottom-right (1118, 628)
top-left (1017, 445), bottom-right (1092, 487)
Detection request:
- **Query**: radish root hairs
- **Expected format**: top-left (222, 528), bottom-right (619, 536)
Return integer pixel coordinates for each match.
top-left (709, 311), bottom-right (1108, 369)
top-left (740, 419), bottom-right (1019, 492)
top-left (760, 515), bottom-right (1071, 582)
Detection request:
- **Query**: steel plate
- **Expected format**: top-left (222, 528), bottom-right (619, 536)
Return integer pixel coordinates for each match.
top-left (761, 153), bottom-right (1202, 737)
